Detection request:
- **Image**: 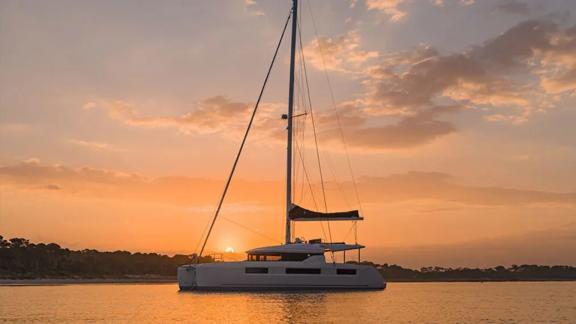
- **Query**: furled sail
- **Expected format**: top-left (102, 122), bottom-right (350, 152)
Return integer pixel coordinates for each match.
top-left (289, 204), bottom-right (363, 221)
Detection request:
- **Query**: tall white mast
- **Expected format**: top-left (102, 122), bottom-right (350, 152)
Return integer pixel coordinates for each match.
top-left (285, 0), bottom-right (298, 244)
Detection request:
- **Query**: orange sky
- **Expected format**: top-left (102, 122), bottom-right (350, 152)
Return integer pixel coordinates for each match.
top-left (1, 0), bottom-right (575, 267)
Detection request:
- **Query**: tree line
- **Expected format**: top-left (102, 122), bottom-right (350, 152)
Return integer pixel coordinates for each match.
top-left (0, 236), bottom-right (212, 279)
top-left (1, 236), bottom-right (575, 281)
top-left (357, 262), bottom-right (576, 282)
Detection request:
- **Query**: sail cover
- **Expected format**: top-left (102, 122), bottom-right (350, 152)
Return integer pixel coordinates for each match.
top-left (289, 204), bottom-right (363, 221)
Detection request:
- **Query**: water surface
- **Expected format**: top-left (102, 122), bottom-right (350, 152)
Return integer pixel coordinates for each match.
top-left (1, 282), bottom-right (575, 323)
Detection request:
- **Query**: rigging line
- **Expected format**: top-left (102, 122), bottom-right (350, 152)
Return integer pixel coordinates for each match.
top-left (293, 120), bottom-right (327, 244)
top-left (297, 18), bottom-right (333, 247)
top-left (294, 59), bottom-right (307, 204)
top-left (294, 64), bottom-right (307, 203)
top-left (295, 147), bottom-right (330, 244)
top-left (292, 19), bottom-right (330, 246)
top-left (298, 32), bottom-right (334, 267)
top-left (293, 119), bottom-right (329, 244)
top-left (342, 221), bottom-right (359, 247)
top-left (297, 19), bottom-right (326, 213)
top-left (295, 37), bottom-right (308, 206)
top-left (294, 141), bottom-right (318, 209)
top-left (343, 219), bottom-right (358, 241)
top-left (193, 215), bottom-right (212, 255)
top-left (293, 79), bottom-right (300, 201)
top-left (220, 215), bottom-right (282, 245)
top-left (197, 11), bottom-right (292, 259)
top-left (293, 85), bottom-right (304, 229)
top-left (322, 151), bottom-right (351, 209)
top-left (305, 0), bottom-right (364, 217)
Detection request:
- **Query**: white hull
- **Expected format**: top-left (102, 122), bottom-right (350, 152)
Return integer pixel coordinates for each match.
top-left (178, 261), bottom-right (385, 291)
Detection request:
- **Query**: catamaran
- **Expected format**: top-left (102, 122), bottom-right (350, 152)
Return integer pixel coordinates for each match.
top-left (178, 0), bottom-right (385, 291)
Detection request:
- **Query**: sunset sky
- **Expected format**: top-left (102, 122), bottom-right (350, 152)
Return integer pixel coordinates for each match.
top-left (1, 0), bottom-right (575, 268)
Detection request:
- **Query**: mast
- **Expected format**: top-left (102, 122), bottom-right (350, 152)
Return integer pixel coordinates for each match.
top-left (285, 0), bottom-right (298, 244)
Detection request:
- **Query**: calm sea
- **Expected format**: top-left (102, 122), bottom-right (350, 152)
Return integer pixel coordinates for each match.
top-left (1, 282), bottom-right (575, 323)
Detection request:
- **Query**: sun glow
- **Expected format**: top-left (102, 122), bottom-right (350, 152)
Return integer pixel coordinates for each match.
top-left (225, 247), bottom-right (235, 253)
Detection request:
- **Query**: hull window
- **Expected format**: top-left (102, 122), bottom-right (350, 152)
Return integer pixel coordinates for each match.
top-left (245, 267), bottom-right (268, 274)
top-left (337, 269), bottom-right (357, 275)
top-left (248, 255), bottom-right (281, 261)
top-left (285, 268), bottom-right (321, 274)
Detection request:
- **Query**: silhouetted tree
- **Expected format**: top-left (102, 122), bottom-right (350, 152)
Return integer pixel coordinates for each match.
top-left (0, 235), bottom-right (214, 279)
top-left (1, 235), bottom-right (575, 281)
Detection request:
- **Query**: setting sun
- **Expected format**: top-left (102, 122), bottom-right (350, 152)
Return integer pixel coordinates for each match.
top-left (225, 247), bottom-right (235, 253)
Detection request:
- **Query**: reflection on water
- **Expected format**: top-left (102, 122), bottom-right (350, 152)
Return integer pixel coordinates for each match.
top-left (1, 282), bottom-right (575, 323)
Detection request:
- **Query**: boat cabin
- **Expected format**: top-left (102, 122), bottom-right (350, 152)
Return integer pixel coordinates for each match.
top-left (246, 241), bottom-right (365, 263)
top-left (246, 243), bottom-right (324, 262)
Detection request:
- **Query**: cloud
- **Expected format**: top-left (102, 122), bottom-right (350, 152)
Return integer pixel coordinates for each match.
top-left (475, 20), bottom-right (556, 67)
top-left (87, 20), bottom-right (576, 150)
top-left (35, 184), bottom-right (62, 190)
top-left (0, 123), bottom-right (33, 134)
top-left (320, 105), bottom-right (459, 149)
top-left (541, 70), bottom-right (576, 94)
top-left (431, 0), bottom-right (445, 7)
top-left (477, 19), bottom-right (576, 96)
top-left (492, 0), bottom-right (531, 15)
top-left (364, 49), bottom-right (530, 117)
top-left (66, 139), bottom-right (118, 151)
top-left (365, 0), bottom-right (407, 22)
top-left (95, 96), bottom-right (249, 132)
top-left (369, 0), bottom-right (475, 18)
top-left (367, 223), bottom-right (576, 267)
top-left (85, 96), bottom-right (284, 138)
top-left (303, 31), bottom-right (379, 73)
top-left (354, 19), bottom-right (576, 128)
top-left (360, 171), bottom-right (576, 206)
top-left (0, 158), bottom-right (144, 187)
top-left (431, 0), bottom-right (475, 7)
top-left (2, 160), bottom-right (574, 208)
top-left (244, 0), bottom-right (265, 17)
top-left (0, 159), bottom-right (282, 206)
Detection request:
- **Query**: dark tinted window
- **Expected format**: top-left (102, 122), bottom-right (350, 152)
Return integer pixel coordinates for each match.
top-left (248, 253), bottom-right (321, 261)
top-left (245, 267), bottom-right (268, 274)
top-left (281, 253), bottom-right (314, 261)
top-left (248, 254), bottom-right (281, 261)
top-left (337, 269), bottom-right (356, 275)
top-left (285, 268), bottom-right (321, 274)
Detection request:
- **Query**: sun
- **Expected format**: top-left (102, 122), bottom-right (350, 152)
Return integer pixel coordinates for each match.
top-left (225, 247), bottom-right (235, 253)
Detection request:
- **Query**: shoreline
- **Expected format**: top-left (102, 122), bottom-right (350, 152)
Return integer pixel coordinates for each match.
top-left (0, 278), bottom-right (177, 286)
top-left (1, 278), bottom-right (575, 286)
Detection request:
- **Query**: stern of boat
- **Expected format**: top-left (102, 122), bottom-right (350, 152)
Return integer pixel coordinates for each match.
top-left (178, 264), bottom-right (197, 291)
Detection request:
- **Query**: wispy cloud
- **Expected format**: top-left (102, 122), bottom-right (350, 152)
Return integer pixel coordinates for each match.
top-left (303, 31), bottom-right (379, 73)
top-left (360, 171), bottom-right (576, 206)
top-left (368, 223), bottom-right (576, 267)
top-left (320, 105), bottom-right (460, 149)
top-left (365, 0), bottom-right (407, 22)
top-left (2, 160), bottom-right (574, 207)
top-left (66, 139), bottom-right (119, 151)
top-left (244, 0), bottom-right (265, 17)
top-left (492, 0), bottom-right (531, 15)
top-left (0, 122), bottom-right (33, 134)
top-left (85, 96), bottom-right (284, 138)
